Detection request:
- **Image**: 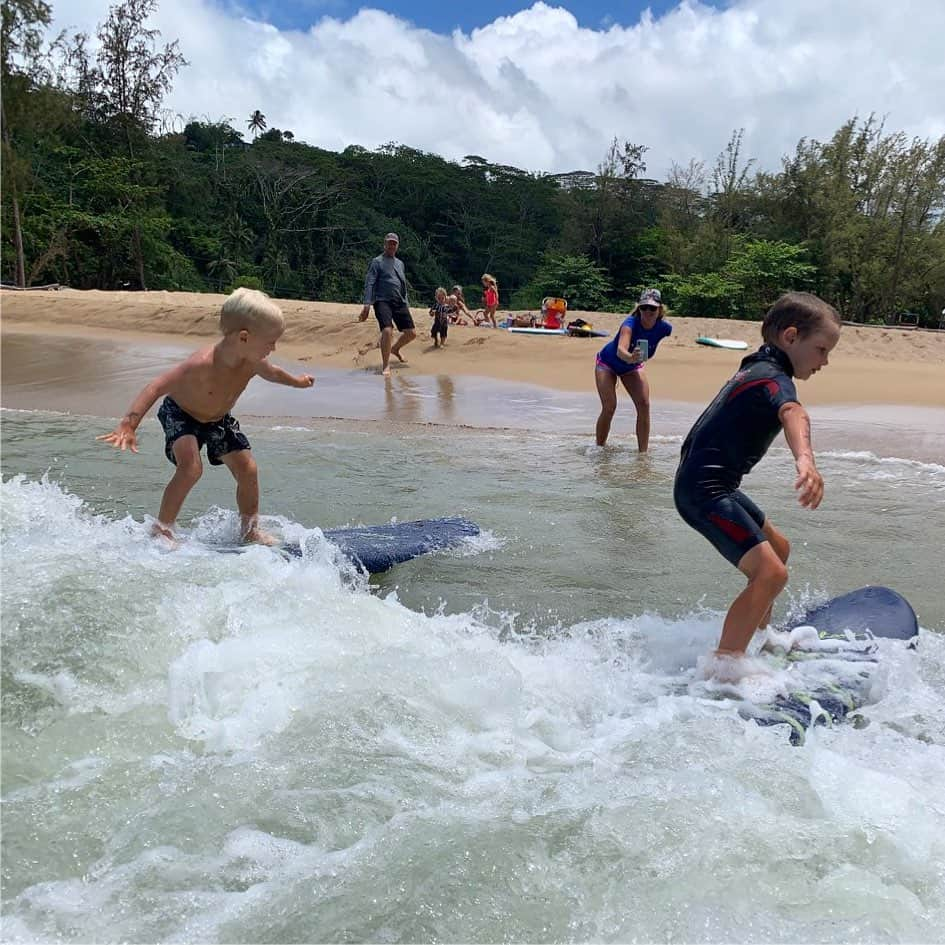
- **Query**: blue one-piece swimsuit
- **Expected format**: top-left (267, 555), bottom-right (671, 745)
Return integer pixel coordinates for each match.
top-left (596, 314), bottom-right (672, 374)
top-left (673, 344), bottom-right (799, 566)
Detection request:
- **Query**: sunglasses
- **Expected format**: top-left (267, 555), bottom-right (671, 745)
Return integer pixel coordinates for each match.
top-left (639, 304), bottom-right (659, 312)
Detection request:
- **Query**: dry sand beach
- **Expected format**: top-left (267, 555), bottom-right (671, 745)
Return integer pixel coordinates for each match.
top-left (2, 288), bottom-right (944, 410)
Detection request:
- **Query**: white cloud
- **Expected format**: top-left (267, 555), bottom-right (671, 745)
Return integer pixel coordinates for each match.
top-left (45, 0), bottom-right (945, 177)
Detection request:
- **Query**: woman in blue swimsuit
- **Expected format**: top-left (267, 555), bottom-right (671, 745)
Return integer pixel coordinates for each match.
top-left (594, 288), bottom-right (673, 451)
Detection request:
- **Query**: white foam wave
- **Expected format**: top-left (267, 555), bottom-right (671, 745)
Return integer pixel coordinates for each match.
top-left (4, 474), bottom-right (945, 943)
top-left (818, 449), bottom-right (945, 476)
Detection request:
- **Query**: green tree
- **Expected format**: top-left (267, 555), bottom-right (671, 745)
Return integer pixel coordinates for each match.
top-left (723, 238), bottom-right (817, 316)
top-left (1, 0), bottom-right (54, 285)
top-left (246, 109), bottom-right (266, 138)
top-left (512, 253), bottom-right (612, 310)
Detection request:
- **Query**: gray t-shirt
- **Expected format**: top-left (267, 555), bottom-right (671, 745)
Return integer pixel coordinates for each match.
top-left (363, 254), bottom-right (408, 305)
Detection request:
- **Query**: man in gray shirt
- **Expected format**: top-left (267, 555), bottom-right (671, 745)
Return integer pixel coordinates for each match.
top-left (359, 232), bottom-right (416, 376)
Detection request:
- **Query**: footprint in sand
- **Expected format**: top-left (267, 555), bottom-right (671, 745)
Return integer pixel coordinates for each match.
top-left (357, 342), bottom-right (378, 356)
top-left (464, 336), bottom-right (487, 346)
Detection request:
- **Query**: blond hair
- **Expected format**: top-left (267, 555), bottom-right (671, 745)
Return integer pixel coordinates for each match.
top-left (481, 273), bottom-right (498, 289)
top-left (219, 287), bottom-right (285, 336)
top-left (435, 286), bottom-right (447, 299)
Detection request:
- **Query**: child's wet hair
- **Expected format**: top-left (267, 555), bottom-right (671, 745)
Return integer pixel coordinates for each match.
top-left (762, 292), bottom-right (840, 345)
top-left (220, 287), bottom-right (285, 336)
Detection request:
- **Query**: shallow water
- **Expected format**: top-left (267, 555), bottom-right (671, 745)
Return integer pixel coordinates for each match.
top-left (2, 408), bottom-right (944, 943)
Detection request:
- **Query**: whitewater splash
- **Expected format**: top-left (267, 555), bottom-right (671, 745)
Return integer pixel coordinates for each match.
top-left (3, 473), bottom-right (945, 943)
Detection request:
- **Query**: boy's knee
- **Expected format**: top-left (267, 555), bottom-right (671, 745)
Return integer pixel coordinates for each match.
top-left (760, 560), bottom-right (789, 593)
top-left (175, 456), bottom-right (203, 481)
top-left (232, 453), bottom-right (258, 480)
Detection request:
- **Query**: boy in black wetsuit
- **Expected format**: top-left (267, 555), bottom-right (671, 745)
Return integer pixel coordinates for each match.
top-left (673, 292), bottom-right (841, 667)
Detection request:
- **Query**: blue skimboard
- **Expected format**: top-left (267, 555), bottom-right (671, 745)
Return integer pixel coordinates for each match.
top-left (220, 516), bottom-right (480, 574)
top-left (743, 586), bottom-right (918, 744)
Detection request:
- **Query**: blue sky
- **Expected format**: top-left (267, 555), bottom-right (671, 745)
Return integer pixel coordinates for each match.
top-left (222, 0), bottom-right (711, 34)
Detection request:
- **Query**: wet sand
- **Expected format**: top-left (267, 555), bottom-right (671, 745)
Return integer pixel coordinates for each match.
top-left (3, 328), bottom-right (943, 464)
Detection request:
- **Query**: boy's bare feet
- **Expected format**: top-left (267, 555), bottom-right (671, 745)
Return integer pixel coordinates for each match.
top-left (150, 521), bottom-right (179, 547)
top-left (701, 651), bottom-right (772, 683)
top-left (242, 526), bottom-right (278, 546)
top-left (392, 349), bottom-right (408, 364)
top-left (381, 365), bottom-right (391, 376)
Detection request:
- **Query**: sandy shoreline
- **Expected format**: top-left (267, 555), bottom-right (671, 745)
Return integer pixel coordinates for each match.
top-left (3, 289), bottom-right (944, 409)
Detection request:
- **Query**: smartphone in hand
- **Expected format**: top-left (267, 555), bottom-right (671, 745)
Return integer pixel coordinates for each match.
top-left (636, 339), bottom-right (649, 362)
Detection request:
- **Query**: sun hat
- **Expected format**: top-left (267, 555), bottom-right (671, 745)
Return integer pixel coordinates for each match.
top-left (638, 288), bottom-right (661, 305)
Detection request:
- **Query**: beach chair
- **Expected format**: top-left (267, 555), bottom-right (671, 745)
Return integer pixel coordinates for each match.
top-left (539, 297), bottom-right (567, 330)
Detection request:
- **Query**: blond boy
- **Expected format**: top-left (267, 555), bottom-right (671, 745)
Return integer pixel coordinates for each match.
top-left (98, 288), bottom-right (314, 544)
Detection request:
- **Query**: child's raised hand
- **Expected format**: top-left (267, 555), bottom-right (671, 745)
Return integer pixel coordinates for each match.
top-left (97, 424), bottom-right (138, 453)
top-left (794, 457), bottom-right (823, 509)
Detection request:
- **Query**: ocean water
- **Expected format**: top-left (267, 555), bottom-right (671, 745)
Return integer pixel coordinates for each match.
top-left (2, 407), bottom-right (945, 944)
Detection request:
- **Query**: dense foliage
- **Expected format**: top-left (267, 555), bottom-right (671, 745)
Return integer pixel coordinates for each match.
top-left (3, 0), bottom-right (944, 325)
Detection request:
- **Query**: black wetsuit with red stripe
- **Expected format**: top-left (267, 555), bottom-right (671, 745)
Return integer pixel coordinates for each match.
top-left (673, 345), bottom-right (799, 566)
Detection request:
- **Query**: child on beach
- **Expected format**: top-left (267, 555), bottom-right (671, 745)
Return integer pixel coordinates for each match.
top-left (449, 286), bottom-right (473, 325)
top-left (673, 292), bottom-right (841, 671)
top-left (594, 288), bottom-right (672, 451)
top-left (97, 288), bottom-right (314, 544)
top-left (429, 287), bottom-right (450, 347)
top-left (477, 274), bottom-right (499, 327)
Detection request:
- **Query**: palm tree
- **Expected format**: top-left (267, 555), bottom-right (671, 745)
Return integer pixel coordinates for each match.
top-left (246, 110), bottom-right (267, 139)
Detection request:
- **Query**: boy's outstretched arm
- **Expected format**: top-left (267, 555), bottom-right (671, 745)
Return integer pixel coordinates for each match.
top-left (255, 359), bottom-right (315, 388)
top-left (779, 401), bottom-right (823, 509)
top-left (97, 365), bottom-right (185, 452)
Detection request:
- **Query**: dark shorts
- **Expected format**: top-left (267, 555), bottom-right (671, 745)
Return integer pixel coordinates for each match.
top-left (157, 396), bottom-right (250, 466)
top-left (432, 321), bottom-right (448, 339)
top-left (674, 476), bottom-right (767, 567)
top-left (374, 300), bottom-right (415, 332)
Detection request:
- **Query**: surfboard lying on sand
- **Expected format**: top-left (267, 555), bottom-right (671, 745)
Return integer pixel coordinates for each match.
top-left (507, 327), bottom-right (568, 336)
top-left (220, 516), bottom-right (480, 573)
top-left (741, 586), bottom-right (918, 744)
top-left (696, 336), bottom-right (749, 350)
